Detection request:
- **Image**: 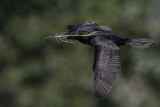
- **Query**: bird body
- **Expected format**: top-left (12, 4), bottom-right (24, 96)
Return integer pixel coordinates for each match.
top-left (56, 21), bottom-right (154, 98)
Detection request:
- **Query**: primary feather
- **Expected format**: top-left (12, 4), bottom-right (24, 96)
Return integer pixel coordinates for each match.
top-left (93, 41), bottom-right (120, 98)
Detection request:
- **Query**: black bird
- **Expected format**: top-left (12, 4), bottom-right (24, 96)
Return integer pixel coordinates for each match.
top-left (56, 21), bottom-right (154, 98)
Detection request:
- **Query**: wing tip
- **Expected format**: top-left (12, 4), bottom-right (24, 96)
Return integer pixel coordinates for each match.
top-left (94, 80), bottom-right (112, 98)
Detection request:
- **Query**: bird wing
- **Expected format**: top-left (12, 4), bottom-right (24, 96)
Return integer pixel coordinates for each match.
top-left (93, 40), bottom-right (120, 98)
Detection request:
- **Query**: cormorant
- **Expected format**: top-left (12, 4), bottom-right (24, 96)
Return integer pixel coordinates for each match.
top-left (55, 21), bottom-right (154, 98)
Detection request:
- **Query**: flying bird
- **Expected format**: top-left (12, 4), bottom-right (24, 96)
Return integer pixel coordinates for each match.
top-left (54, 21), bottom-right (154, 98)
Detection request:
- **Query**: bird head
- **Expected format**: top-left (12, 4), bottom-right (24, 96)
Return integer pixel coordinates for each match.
top-left (54, 21), bottom-right (113, 45)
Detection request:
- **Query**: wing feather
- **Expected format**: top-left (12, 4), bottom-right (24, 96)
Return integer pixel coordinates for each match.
top-left (93, 40), bottom-right (120, 98)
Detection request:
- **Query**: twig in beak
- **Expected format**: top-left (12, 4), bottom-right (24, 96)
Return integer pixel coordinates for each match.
top-left (43, 29), bottom-right (96, 44)
top-left (55, 31), bottom-right (96, 38)
top-left (42, 33), bottom-right (60, 44)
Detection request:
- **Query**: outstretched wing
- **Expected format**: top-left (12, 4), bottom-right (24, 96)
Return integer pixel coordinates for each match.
top-left (93, 40), bottom-right (120, 98)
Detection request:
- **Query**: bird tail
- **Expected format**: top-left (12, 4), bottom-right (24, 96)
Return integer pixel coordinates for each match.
top-left (127, 38), bottom-right (154, 49)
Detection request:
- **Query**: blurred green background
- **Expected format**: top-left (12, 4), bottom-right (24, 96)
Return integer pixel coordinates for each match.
top-left (0, 0), bottom-right (160, 107)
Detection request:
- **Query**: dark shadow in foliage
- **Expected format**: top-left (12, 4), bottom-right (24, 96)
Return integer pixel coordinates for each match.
top-left (22, 72), bottom-right (51, 88)
top-left (96, 97), bottom-right (120, 107)
top-left (144, 70), bottom-right (160, 97)
top-left (0, 61), bottom-right (7, 73)
top-left (0, 90), bottom-right (19, 107)
top-left (120, 47), bottom-right (134, 78)
top-left (63, 84), bottom-right (92, 99)
top-left (0, 0), bottom-right (48, 31)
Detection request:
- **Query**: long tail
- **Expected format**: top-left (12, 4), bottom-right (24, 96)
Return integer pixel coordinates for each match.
top-left (127, 38), bottom-right (154, 49)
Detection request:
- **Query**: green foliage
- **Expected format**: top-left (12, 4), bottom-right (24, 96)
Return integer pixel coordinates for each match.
top-left (0, 0), bottom-right (160, 107)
